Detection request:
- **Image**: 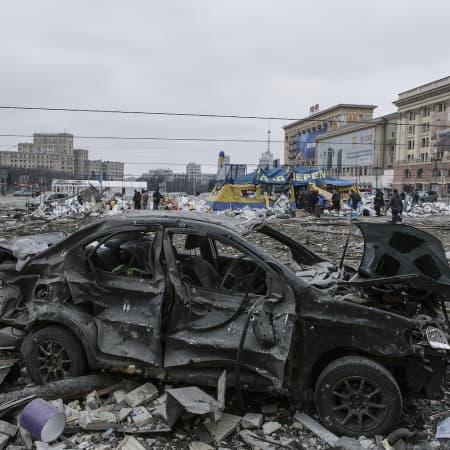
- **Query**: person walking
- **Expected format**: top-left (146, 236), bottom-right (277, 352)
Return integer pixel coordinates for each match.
top-left (374, 189), bottom-right (384, 217)
top-left (142, 190), bottom-right (149, 209)
top-left (309, 189), bottom-right (318, 214)
top-left (349, 190), bottom-right (361, 210)
top-left (331, 190), bottom-right (341, 212)
top-left (133, 190), bottom-right (142, 210)
top-left (385, 189), bottom-right (403, 224)
top-left (152, 187), bottom-right (163, 210)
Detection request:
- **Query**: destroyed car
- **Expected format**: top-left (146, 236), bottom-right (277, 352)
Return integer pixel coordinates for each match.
top-left (0, 212), bottom-right (449, 437)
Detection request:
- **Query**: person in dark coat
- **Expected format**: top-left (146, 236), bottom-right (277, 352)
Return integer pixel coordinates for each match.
top-left (152, 188), bottom-right (163, 210)
top-left (349, 190), bottom-right (361, 210)
top-left (331, 190), bottom-right (341, 212)
top-left (374, 189), bottom-right (384, 216)
top-left (385, 189), bottom-right (403, 223)
top-left (309, 189), bottom-right (319, 213)
top-left (133, 190), bottom-right (141, 210)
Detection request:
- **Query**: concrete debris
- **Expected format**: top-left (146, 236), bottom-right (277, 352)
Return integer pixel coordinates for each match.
top-left (294, 412), bottom-right (339, 446)
top-left (242, 412), bottom-right (264, 429)
top-left (0, 419), bottom-right (17, 436)
top-left (130, 406), bottom-right (153, 427)
top-left (262, 421), bottom-right (282, 435)
top-left (204, 412), bottom-right (241, 443)
top-left (85, 391), bottom-right (100, 410)
top-left (116, 435), bottom-right (146, 450)
top-left (79, 410), bottom-right (117, 431)
top-left (0, 433), bottom-right (9, 450)
top-left (125, 382), bottom-right (159, 408)
top-left (239, 430), bottom-right (282, 450)
top-left (188, 443), bottom-right (214, 450)
top-left (166, 386), bottom-right (221, 427)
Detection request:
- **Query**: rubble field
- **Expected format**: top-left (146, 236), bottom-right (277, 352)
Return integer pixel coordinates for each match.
top-left (0, 206), bottom-right (450, 450)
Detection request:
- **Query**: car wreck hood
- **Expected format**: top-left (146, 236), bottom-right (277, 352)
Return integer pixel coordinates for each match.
top-left (356, 222), bottom-right (450, 285)
top-left (0, 232), bottom-right (66, 255)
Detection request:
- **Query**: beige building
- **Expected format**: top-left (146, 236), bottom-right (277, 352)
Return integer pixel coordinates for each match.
top-left (88, 159), bottom-right (124, 181)
top-left (0, 133), bottom-right (124, 181)
top-left (315, 113), bottom-right (398, 189)
top-left (392, 76), bottom-right (450, 195)
top-left (283, 104), bottom-right (377, 167)
top-left (0, 133), bottom-right (75, 174)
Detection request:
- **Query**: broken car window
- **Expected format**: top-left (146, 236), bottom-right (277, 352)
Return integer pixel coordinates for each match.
top-left (86, 230), bottom-right (156, 278)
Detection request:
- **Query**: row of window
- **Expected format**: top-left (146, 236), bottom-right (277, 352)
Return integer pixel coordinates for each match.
top-left (404, 168), bottom-right (448, 178)
top-left (407, 102), bottom-right (447, 120)
top-left (407, 137), bottom-right (430, 150)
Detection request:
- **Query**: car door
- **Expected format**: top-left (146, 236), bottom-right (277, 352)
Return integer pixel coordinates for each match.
top-left (64, 226), bottom-right (165, 366)
top-left (162, 228), bottom-right (296, 390)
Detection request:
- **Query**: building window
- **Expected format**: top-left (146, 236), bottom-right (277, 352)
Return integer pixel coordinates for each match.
top-left (420, 153), bottom-right (428, 162)
top-left (422, 123), bottom-right (430, 133)
top-left (421, 137), bottom-right (429, 148)
top-left (408, 125), bottom-right (415, 134)
top-left (408, 140), bottom-right (415, 150)
top-left (404, 169), bottom-right (411, 178)
top-left (417, 168), bottom-right (424, 178)
top-left (409, 111), bottom-right (416, 120)
top-left (436, 102), bottom-right (447, 112)
top-left (421, 106), bottom-right (431, 117)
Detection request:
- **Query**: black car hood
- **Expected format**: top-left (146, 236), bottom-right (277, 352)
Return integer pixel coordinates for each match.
top-left (355, 222), bottom-right (450, 285)
top-left (0, 232), bottom-right (67, 255)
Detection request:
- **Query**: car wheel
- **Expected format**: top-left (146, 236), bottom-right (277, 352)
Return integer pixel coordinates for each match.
top-left (21, 325), bottom-right (88, 384)
top-left (314, 356), bottom-right (402, 437)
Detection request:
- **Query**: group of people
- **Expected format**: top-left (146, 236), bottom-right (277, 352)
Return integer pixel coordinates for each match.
top-left (132, 188), bottom-right (163, 210)
top-left (296, 188), bottom-right (363, 214)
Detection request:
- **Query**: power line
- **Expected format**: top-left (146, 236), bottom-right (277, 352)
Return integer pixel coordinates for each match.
top-left (0, 133), bottom-right (448, 147)
top-left (0, 104), bottom-right (449, 128)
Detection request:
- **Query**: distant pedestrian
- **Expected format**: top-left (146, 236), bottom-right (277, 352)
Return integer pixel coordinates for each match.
top-left (142, 190), bottom-right (149, 209)
top-left (385, 189), bottom-right (402, 223)
top-left (349, 190), bottom-right (361, 210)
top-left (374, 189), bottom-right (384, 216)
top-left (133, 190), bottom-right (142, 210)
top-left (309, 190), bottom-right (318, 213)
top-left (413, 191), bottom-right (420, 205)
top-left (153, 188), bottom-right (163, 210)
top-left (331, 190), bottom-right (341, 212)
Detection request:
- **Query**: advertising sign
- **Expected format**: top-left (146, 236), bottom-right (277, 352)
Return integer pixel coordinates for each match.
top-left (430, 110), bottom-right (450, 150)
top-left (317, 128), bottom-right (375, 170)
top-left (295, 128), bottom-right (326, 162)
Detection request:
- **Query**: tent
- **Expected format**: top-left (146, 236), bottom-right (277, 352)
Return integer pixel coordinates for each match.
top-left (206, 183), bottom-right (296, 211)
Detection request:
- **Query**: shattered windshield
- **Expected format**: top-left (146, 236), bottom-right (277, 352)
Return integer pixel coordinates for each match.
top-left (245, 227), bottom-right (340, 291)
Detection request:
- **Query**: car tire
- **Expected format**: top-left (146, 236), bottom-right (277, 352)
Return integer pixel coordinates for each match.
top-left (21, 325), bottom-right (88, 384)
top-left (314, 356), bottom-right (402, 437)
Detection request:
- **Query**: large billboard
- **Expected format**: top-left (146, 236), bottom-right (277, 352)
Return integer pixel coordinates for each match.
top-left (295, 129), bottom-right (326, 162)
top-left (317, 128), bottom-right (375, 170)
top-left (430, 110), bottom-right (450, 151)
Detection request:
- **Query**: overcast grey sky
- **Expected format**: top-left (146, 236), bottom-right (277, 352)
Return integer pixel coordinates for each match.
top-left (0, 0), bottom-right (448, 174)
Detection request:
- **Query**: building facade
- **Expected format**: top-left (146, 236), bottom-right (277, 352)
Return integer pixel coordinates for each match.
top-left (0, 133), bottom-right (124, 182)
top-left (283, 104), bottom-right (377, 167)
top-left (392, 76), bottom-right (450, 195)
top-left (315, 113), bottom-right (399, 189)
top-left (0, 133), bottom-right (75, 174)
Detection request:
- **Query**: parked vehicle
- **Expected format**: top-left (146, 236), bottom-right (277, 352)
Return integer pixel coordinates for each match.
top-left (13, 190), bottom-right (32, 197)
top-left (416, 190), bottom-right (438, 203)
top-left (0, 212), bottom-right (448, 436)
top-left (25, 192), bottom-right (68, 209)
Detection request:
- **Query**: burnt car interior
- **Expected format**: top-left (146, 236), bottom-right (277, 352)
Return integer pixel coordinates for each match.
top-left (168, 232), bottom-right (266, 294)
top-left (86, 230), bottom-right (156, 278)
